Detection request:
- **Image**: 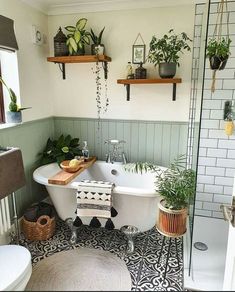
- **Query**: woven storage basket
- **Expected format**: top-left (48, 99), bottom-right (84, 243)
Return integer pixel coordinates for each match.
top-left (22, 215), bottom-right (56, 241)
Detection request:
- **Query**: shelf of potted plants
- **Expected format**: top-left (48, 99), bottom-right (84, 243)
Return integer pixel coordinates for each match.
top-left (47, 55), bottom-right (111, 80)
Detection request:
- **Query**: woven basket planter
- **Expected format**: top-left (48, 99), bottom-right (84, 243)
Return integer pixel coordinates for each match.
top-left (156, 199), bottom-right (187, 237)
top-left (22, 215), bottom-right (56, 241)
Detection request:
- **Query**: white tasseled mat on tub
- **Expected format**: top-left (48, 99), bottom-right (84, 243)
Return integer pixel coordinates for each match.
top-left (26, 248), bottom-right (132, 291)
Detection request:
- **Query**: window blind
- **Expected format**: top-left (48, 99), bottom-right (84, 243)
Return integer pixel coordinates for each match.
top-left (0, 15), bottom-right (18, 52)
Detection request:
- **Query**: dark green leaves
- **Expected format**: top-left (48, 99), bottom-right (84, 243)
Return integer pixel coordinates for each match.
top-left (89, 27), bottom-right (105, 45)
top-left (206, 37), bottom-right (232, 58)
top-left (147, 29), bottom-right (192, 66)
top-left (39, 135), bottom-right (82, 165)
top-left (124, 154), bottom-right (196, 210)
top-left (0, 76), bottom-right (31, 112)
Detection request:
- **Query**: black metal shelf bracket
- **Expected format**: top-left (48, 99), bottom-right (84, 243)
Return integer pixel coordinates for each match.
top-left (55, 60), bottom-right (109, 81)
top-left (57, 63), bottom-right (66, 80)
top-left (124, 82), bottom-right (178, 101)
top-left (125, 84), bottom-right (130, 101)
top-left (172, 83), bottom-right (176, 101)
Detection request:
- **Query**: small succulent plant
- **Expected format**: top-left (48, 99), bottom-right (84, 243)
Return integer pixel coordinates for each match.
top-left (0, 77), bottom-right (30, 112)
top-left (89, 27), bottom-right (105, 45)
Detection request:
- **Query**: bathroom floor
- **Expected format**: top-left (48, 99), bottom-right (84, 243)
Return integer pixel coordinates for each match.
top-left (19, 218), bottom-right (183, 291)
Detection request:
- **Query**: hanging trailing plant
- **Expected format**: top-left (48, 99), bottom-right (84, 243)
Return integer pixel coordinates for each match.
top-left (91, 55), bottom-right (109, 123)
top-left (206, 0), bottom-right (232, 92)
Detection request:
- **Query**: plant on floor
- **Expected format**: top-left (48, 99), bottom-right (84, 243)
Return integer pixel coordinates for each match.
top-left (0, 77), bottom-right (31, 123)
top-left (124, 155), bottom-right (196, 237)
top-left (89, 27), bottom-right (105, 55)
top-left (125, 155), bottom-right (196, 210)
top-left (65, 18), bottom-right (90, 55)
top-left (39, 134), bottom-right (82, 165)
top-left (147, 29), bottom-right (192, 78)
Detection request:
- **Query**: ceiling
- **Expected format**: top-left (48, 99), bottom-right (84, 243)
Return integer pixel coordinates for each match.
top-left (21, 0), bottom-right (201, 15)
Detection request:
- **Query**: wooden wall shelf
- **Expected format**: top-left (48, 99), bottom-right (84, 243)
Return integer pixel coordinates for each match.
top-left (47, 55), bottom-right (112, 79)
top-left (117, 78), bottom-right (182, 101)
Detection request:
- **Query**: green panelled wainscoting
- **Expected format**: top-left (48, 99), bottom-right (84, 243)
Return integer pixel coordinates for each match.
top-left (0, 116), bottom-right (188, 217)
top-left (54, 117), bottom-right (188, 167)
top-left (0, 117), bottom-right (54, 217)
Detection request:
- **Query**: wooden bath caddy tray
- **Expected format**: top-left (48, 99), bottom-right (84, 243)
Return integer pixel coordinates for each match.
top-left (48, 156), bottom-right (97, 186)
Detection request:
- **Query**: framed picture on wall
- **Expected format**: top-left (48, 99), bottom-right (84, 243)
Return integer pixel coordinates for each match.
top-left (132, 44), bottom-right (146, 64)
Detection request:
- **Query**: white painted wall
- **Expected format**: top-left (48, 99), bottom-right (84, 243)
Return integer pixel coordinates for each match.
top-left (48, 5), bottom-right (195, 121)
top-left (0, 0), bottom-right (53, 122)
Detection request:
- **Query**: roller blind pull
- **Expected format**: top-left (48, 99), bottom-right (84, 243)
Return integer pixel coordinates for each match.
top-left (0, 15), bottom-right (18, 52)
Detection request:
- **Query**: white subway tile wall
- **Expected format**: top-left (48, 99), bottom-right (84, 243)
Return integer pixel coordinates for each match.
top-left (195, 3), bottom-right (235, 218)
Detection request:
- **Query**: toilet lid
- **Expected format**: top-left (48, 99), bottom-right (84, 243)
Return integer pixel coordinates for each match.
top-left (0, 245), bottom-right (31, 291)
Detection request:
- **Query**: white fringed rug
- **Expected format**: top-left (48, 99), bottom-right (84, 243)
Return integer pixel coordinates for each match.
top-left (26, 248), bottom-right (132, 291)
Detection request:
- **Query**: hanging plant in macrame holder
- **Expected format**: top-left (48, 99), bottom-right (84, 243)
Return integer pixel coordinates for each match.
top-left (206, 0), bottom-right (232, 92)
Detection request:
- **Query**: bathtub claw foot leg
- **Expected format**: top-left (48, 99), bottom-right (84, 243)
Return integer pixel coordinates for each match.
top-left (120, 225), bottom-right (139, 254)
top-left (70, 230), bottom-right (78, 245)
top-left (127, 239), bottom-right (135, 254)
top-left (65, 217), bottom-right (79, 245)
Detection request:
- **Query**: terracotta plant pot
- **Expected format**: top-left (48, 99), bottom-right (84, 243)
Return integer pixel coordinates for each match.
top-left (156, 199), bottom-right (187, 237)
top-left (209, 55), bottom-right (228, 70)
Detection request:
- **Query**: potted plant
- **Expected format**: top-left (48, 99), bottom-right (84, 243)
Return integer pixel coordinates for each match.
top-left (65, 18), bottom-right (90, 55)
top-left (147, 29), bottom-right (192, 78)
top-left (124, 155), bottom-right (196, 237)
top-left (206, 37), bottom-right (232, 70)
top-left (0, 77), bottom-right (31, 123)
top-left (39, 134), bottom-right (82, 165)
top-left (89, 27), bottom-right (105, 55)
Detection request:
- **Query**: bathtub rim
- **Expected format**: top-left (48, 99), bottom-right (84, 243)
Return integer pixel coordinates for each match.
top-left (33, 161), bottom-right (160, 198)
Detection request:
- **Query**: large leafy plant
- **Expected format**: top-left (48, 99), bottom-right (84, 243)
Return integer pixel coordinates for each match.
top-left (0, 77), bottom-right (30, 112)
top-left (65, 18), bottom-right (90, 55)
top-left (39, 134), bottom-right (82, 165)
top-left (206, 37), bottom-right (232, 58)
top-left (124, 155), bottom-right (196, 210)
top-left (147, 29), bottom-right (192, 66)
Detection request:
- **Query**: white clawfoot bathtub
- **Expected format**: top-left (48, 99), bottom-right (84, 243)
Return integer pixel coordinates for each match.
top-left (33, 161), bottom-right (163, 232)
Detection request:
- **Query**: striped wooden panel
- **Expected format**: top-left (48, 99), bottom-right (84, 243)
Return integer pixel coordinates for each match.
top-left (54, 117), bottom-right (189, 167)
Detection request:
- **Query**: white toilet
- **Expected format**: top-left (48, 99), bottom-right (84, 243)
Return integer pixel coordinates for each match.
top-left (0, 245), bottom-right (32, 291)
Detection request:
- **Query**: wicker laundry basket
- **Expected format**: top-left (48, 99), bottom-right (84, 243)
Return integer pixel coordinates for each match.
top-left (22, 215), bottom-right (56, 241)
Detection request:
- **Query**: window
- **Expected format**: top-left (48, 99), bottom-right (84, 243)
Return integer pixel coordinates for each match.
top-left (0, 15), bottom-right (19, 124)
top-left (0, 62), bottom-right (5, 123)
top-left (0, 50), bottom-right (20, 124)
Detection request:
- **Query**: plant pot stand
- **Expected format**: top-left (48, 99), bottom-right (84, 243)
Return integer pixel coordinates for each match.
top-left (156, 200), bottom-right (187, 237)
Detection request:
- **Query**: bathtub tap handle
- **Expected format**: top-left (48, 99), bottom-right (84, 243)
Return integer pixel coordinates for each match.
top-left (122, 152), bottom-right (127, 164)
top-left (105, 153), bottom-right (111, 163)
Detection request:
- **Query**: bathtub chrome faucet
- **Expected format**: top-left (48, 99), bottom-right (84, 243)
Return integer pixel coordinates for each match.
top-left (105, 139), bottom-right (127, 164)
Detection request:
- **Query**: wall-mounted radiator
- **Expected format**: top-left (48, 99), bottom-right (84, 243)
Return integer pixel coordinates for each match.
top-left (0, 196), bottom-right (11, 244)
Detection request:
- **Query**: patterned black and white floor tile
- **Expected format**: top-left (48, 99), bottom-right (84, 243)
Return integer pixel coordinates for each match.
top-left (18, 218), bottom-right (184, 291)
